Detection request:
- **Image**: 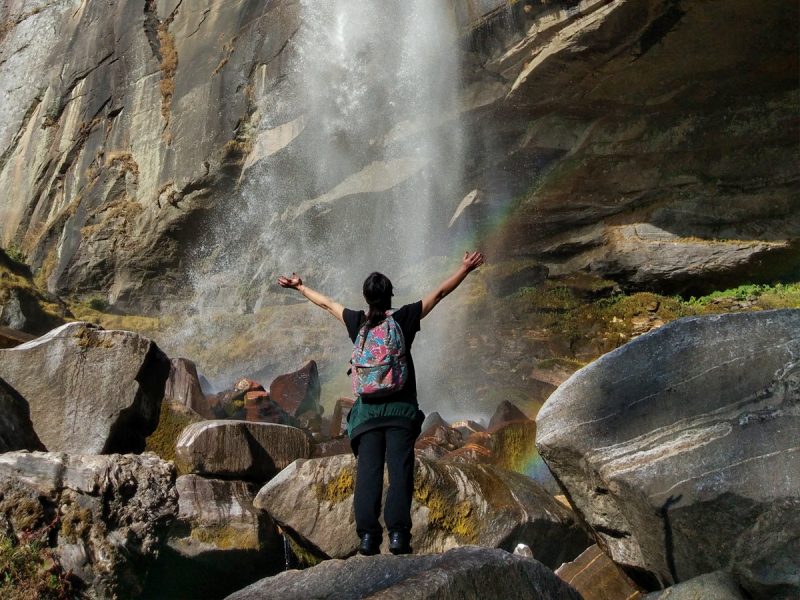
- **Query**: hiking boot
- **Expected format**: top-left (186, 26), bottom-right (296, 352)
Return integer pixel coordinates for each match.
top-left (388, 530), bottom-right (412, 555)
top-left (358, 533), bottom-right (381, 556)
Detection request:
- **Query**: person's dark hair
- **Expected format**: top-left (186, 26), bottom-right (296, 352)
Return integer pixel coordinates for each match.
top-left (363, 272), bottom-right (393, 327)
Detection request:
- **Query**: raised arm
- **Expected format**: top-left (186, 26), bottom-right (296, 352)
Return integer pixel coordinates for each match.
top-left (421, 251), bottom-right (484, 319)
top-left (277, 273), bottom-right (345, 323)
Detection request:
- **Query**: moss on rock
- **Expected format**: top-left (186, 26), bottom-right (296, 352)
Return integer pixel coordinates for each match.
top-left (145, 401), bottom-right (203, 465)
top-left (314, 466), bottom-right (355, 505)
top-left (190, 524), bottom-right (259, 550)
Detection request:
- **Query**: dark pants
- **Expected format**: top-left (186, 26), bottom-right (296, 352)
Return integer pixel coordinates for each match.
top-left (354, 425), bottom-right (416, 537)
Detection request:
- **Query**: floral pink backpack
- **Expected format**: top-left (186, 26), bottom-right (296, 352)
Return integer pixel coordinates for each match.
top-left (351, 311), bottom-right (408, 398)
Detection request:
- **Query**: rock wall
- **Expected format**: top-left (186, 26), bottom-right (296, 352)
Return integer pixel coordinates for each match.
top-left (1, 0), bottom-right (796, 313)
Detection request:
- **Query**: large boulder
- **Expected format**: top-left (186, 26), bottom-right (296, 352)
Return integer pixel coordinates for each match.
top-left (0, 322), bottom-right (170, 454)
top-left (0, 377), bottom-right (45, 452)
top-left (269, 360), bottom-right (322, 418)
top-left (225, 546), bottom-right (583, 600)
top-left (0, 451), bottom-right (177, 599)
top-left (254, 454), bottom-right (590, 567)
top-left (175, 420), bottom-right (312, 481)
top-left (143, 475), bottom-right (282, 600)
top-left (536, 310), bottom-right (800, 596)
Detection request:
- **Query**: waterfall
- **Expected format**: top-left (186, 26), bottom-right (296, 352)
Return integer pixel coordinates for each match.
top-left (170, 1), bottom-right (472, 408)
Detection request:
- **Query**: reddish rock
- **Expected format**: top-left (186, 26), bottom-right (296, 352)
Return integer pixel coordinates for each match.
top-left (555, 545), bottom-right (645, 600)
top-left (236, 378), bottom-right (265, 393)
top-left (487, 400), bottom-right (530, 432)
top-left (443, 443), bottom-right (494, 464)
top-left (269, 360), bottom-right (321, 417)
top-left (414, 424), bottom-right (463, 459)
top-left (450, 419), bottom-right (486, 440)
top-left (164, 358), bottom-right (212, 418)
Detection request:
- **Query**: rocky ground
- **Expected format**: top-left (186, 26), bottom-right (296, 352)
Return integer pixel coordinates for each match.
top-left (0, 308), bottom-right (797, 599)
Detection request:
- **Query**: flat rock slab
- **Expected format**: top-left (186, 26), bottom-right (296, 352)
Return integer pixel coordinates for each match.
top-left (254, 454), bottom-right (590, 568)
top-left (176, 420), bottom-right (312, 481)
top-left (0, 377), bottom-right (45, 452)
top-left (0, 451), bottom-right (177, 599)
top-left (0, 322), bottom-right (170, 454)
top-left (555, 544), bottom-right (644, 600)
top-left (536, 309), bottom-right (800, 596)
top-left (225, 546), bottom-right (583, 600)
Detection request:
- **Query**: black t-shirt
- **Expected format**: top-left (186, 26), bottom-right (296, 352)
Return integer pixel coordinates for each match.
top-left (343, 301), bottom-right (422, 404)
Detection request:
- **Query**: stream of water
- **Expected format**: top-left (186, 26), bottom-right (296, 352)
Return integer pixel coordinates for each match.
top-left (169, 0), bottom-right (484, 418)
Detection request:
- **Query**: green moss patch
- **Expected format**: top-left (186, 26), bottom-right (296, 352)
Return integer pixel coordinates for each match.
top-left (145, 401), bottom-right (203, 465)
top-left (413, 480), bottom-right (479, 543)
top-left (189, 525), bottom-right (259, 550)
top-left (0, 532), bottom-right (73, 600)
top-left (314, 466), bottom-right (355, 505)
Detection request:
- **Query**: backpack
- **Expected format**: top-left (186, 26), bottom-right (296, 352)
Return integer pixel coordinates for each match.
top-left (351, 311), bottom-right (408, 398)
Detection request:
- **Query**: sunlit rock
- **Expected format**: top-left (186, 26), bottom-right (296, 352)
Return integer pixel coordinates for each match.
top-left (0, 377), bottom-right (45, 452)
top-left (415, 424), bottom-right (464, 459)
top-left (254, 454), bottom-right (590, 567)
top-left (555, 545), bottom-right (645, 600)
top-left (226, 546), bottom-right (583, 600)
top-left (0, 322), bottom-right (170, 454)
top-left (175, 420), bottom-right (312, 481)
top-left (0, 451), bottom-right (177, 599)
top-left (164, 358), bottom-right (211, 418)
top-left (536, 310), bottom-right (800, 596)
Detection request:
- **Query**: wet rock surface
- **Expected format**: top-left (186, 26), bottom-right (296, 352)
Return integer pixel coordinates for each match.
top-left (0, 451), bottom-right (177, 600)
top-left (536, 309), bottom-right (800, 596)
top-left (225, 545), bottom-right (583, 600)
top-left (254, 454), bottom-right (590, 567)
top-left (175, 420), bottom-right (313, 481)
top-left (0, 376), bottom-right (45, 452)
top-left (0, 322), bottom-right (170, 454)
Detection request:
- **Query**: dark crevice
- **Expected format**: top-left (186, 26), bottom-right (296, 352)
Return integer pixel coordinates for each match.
top-left (0, 94), bottom-right (43, 172)
top-left (594, 524), bottom-right (631, 539)
top-left (634, 1), bottom-right (685, 60)
top-left (47, 52), bottom-right (116, 127)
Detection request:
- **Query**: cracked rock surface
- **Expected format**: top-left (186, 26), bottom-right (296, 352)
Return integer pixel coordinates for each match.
top-left (536, 309), bottom-right (800, 597)
top-left (0, 321), bottom-right (170, 454)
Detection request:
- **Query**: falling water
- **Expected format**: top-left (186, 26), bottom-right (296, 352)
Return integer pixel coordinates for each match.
top-left (170, 1), bottom-right (474, 410)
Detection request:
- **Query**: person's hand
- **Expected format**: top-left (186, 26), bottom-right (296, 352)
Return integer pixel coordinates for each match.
top-left (461, 251), bottom-right (484, 274)
top-left (277, 273), bottom-right (303, 289)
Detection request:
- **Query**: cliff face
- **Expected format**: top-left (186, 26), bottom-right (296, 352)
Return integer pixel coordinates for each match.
top-left (1, 0), bottom-right (796, 313)
top-left (464, 0), bottom-right (799, 295)
top-left (0, 0), bottom-right (299, 309)
top-left (0, 0), bottom-right (797, 406)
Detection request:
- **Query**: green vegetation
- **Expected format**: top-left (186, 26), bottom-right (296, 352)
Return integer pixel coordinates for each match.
top-left (145, 401), bottom-right (203, 465)
top-left (0, 533), bottom-right (73, 600)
